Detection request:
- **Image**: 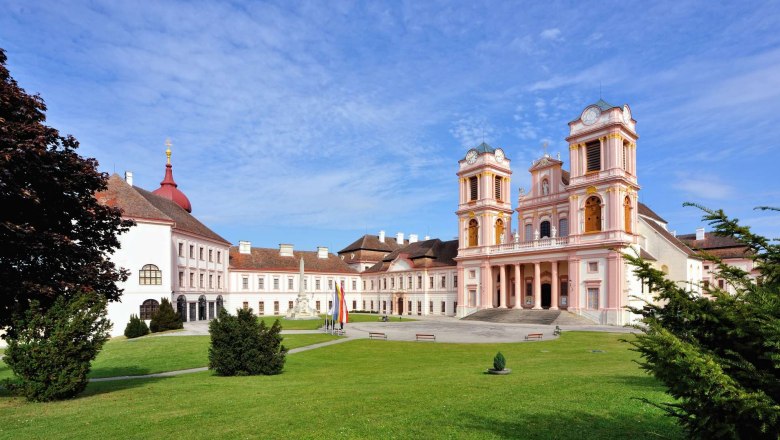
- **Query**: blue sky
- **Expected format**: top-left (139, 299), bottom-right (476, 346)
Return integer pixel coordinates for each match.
top-left (2, 1), bottom-right (779, 251)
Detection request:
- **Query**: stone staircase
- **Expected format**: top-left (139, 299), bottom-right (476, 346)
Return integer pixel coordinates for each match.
top-left (461, 309), bottom-right (596, 325)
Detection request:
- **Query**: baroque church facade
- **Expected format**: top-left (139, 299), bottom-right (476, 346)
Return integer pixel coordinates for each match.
top-left (100, 100), bottom-right (715, 335)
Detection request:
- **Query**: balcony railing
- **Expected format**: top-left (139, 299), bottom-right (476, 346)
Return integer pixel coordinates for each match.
top-left (458, 236), bottom-right (570, 257)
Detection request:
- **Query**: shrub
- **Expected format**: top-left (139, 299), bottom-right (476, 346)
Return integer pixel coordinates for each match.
top-left (208, 308), bottom-right (287, 376)
top-left (150, 298), bottom-right (182, 333)
top-left (2, 292), bottom-right (111, 401)
top-left (626, 205), bottom-right (780, 439)
top-left (493, 352), bottom-right (506, 371)
top-left (124, 314), bottom-right (149, 338)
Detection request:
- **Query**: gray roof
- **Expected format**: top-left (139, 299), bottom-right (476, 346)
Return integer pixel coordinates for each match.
top-left (474, 142), bottom-right (495, 153)
top-left (592, 99), bottom-right (619, 111)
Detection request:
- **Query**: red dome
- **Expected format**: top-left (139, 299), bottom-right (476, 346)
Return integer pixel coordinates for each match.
top-left (152, 163), bottom-right (192, 213)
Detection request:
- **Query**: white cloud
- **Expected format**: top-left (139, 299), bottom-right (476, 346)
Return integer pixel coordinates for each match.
top-left (539, 28), bottom-right (563, 41)
top-left (674, 177), bottom-right (736, 201)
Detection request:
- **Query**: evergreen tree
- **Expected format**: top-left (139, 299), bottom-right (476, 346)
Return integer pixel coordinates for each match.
top-left (626, 205), bottom-right (780, 439)
top-left (149, 298), bottom-right (182, 332)
top-left (208, 308), bottom-right (287, 376)
top-left (0, 48), bottom-right (131, 401)
top-left (124, 314), bottom-right (150, 338)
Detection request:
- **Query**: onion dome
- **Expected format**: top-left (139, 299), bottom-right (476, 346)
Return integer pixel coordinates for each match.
top-left (152, 141), bottom-right (192, 213)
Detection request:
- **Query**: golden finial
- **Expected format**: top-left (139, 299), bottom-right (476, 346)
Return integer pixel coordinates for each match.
top-left (165, 138), bottom-right (172, 164)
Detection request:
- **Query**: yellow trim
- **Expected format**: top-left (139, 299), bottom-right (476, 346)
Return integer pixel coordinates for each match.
top-left (586, 186), bottom-right (598, 195)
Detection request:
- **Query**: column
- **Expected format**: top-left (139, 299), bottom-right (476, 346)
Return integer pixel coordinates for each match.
top-left (456, 266), bottom-right (465, 315)
top-left (550, 260), bottom-right (559, 310)
top-left (533, 262), bottom-right (542, 310)
top-left (481, 262), bottom-right (492, 309)
top-left (499, 264), bottom-right (507, 308)
top-left (514, 264), bottom-right (521, 309)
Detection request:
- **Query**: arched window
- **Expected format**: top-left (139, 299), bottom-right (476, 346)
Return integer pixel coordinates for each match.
top-left (216, 295), bottom-right (224, 313)
top-left (140, 299), bottom-right (159, 320)
top-left (198, 295), bottom-right (207, 321)
top-left (139, 264), bottom-right (162, 285)
top-left (468, 219), bottom-right (479, 247)
top-left (541, 179), bottom-right (550, 195)
top-left (525, 223), bottom-right (532, 241)
top-left (624, 196), bottom-right (632, 233)
top-left (176, 295), bottom-right (187, 322)
top-left (540, 220), bottom-right (551, 238)
top-left (495, 218), bottom-right (504, 244)
top-left (585, 196), bottom-right (602, 233)
top-left (558, 218), bottom-right (569, 237)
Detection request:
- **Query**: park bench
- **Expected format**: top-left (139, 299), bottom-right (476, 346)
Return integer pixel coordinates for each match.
top-left (553, 326), bottom-right (562, 336)
top-left (525, 333), bottom-right (543, 341)
top-left (369, 332), bottom-right (387, 340)
top-left (416, 333), bottom-right (436, 342)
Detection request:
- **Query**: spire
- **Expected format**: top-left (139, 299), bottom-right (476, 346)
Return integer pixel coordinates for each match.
top-left (152, 139), bottom-right (192, 213)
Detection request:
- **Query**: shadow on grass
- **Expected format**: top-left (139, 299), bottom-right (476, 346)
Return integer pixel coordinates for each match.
top-left (456, 409), bottom-right (681, 440)
top-left (607, 374), bottom-right (665, 389)
top-left (0, 375), bottom-right (169, 401)
top-left (88, 366), bottom-right (153, 379)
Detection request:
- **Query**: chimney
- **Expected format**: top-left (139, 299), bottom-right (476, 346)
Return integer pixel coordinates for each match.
top-left (408, 234), bottom-right (418, 244)
top-left (424, 235), bottom-right (430, 240)
top-left (317, 246), bottom-right (328, 259)
top-left (124, 171), bottom-right (133, 186)
top-left (671, 230), bottom-right (676, 237)
top-left (238, 240), bottom-right (251, 254)
top-left (279, 244), bottom-right (294, 257)
top-left (396, 232), bottom-right (404, 244)
top-left (378, 230), bottom-right (385, 243)
top-left (696, 227), bottom-right (705, 241)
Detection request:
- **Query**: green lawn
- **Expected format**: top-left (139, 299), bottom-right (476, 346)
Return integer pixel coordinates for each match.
top-left (259, 313), bottom-right (414, 330)
top-left (0, 332), bottom-right (681, 439)
top-left (0, 333), bottom-right (338, 380)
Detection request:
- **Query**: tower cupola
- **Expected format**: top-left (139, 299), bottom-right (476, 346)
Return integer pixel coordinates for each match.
top-left (152, 140), bottom-right (192, 213)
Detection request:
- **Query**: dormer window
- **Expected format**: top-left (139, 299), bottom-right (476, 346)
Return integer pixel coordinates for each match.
top-left (469, 176), bottom-right (478, 201)
top-left (586, 141), bottom-right (601, 172)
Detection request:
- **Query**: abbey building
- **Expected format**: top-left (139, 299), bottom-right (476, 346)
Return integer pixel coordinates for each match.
top-left (100, 100), bottom-right (721, 335)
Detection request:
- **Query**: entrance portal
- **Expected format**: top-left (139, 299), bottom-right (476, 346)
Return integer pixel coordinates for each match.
top-left (541, 283), bottom-right (552, 309)
top-left (397, 298), bottom-right (404, 315)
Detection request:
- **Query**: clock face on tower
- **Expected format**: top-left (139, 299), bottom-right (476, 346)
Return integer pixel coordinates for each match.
top-left (494, 148), bottom-right (505, 163)
top-left (465, 149), bottom-right (478, 164)
top-left (581, 106), bottom-right (600, 125)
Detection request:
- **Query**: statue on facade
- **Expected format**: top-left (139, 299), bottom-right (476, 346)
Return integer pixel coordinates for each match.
top-left (551, 226), bottom-right (557, 238)
top-left (534, 229), bottom-right (540, 240)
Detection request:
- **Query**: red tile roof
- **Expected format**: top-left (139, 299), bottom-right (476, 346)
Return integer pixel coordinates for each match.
top-left (230, 247), bottom-right (358, 274)
top-left (677, 232), bottom-right (752, 259)
top-left (638, 202), bottom-right (667, 224)
top-left (339, 234), bottom-right (407, 254)
top-left (364, 239), bottom-right (458, 273)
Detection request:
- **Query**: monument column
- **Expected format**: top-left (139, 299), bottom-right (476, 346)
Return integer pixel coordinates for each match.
top-left (533, 262), bottom-right (542, 310)
top-left (550, 260), bottom-right (559, 310)
top-left (499, 264), bottom-right (507, 308)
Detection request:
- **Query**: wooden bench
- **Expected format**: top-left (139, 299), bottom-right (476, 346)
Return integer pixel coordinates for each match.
top-left (416, 333), bottom-right (436, 342)
top-left (525, 333), bottom-right (543, 341)
top-left (369, 332), bottom-right (387, 340)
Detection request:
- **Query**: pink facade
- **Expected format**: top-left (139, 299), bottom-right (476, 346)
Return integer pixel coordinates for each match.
top-left (455, 100), bottom-right (641, 325)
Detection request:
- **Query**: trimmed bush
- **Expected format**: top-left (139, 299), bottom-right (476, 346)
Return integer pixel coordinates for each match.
top-left (124, 314), bottom-right (149, 338)
top-left (208, 308), bottom-right (287, 376)
top-left (150, 298), bottom-right (182, 333)
top-left (2, 292), bottom-right (111, 401)
top-left (493, 352), bottom-right (506, 371)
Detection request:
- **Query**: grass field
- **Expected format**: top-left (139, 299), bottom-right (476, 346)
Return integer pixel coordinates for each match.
top-left (0, 333), bottom-right (338, 381)
top-left (0, 332), bottom-right (681, 439)
top-left (259, 312), bottom-right (414, 330)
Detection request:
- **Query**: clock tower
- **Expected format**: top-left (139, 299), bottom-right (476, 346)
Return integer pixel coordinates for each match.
top-left (456, 142), bottom-right (513, 250)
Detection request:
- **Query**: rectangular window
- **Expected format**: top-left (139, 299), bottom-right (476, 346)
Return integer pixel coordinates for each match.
top-left (383, 278), bottom-right (387, 289)
top-left (242, 301), bottom-right (248, 310)
top-left (217, 275), bottom-right (221, 288)
top-left (417, 301), bottom-right (422, 315)
top-left (328, 279), bottom-right (333, 290)
top-left (274, 301), bottom-right (280, 315)
top-left (178, 243), bottom-right (183, 256)
top-left (525, 224), bottom-right (533, 241)
top-left (288, 301), bottom-right (293, 311)
top-left (454, 275), bottom-right (458, 288)
top-left (217, 251), bottom-right (221, 263)
top-left (391, 278), bottom-right (395, 288)
top-left (259, 302), bottom-right (265, 315)
top-left (328, 301), bottom-right (332, 311)
top-left (189, 245), bottom-right (194, 258)
top-left (208, 275), bottom-right (213, 288)
top-left (441, 276), bottom-right (446, 288)
top-left (703, 280), bottom-right (710, 289)
top-left (273, 278), bottom-right (280, 290)
top-left (199, 247), bottom-right (204, 260)
top-left (718, 279), bottom-right (725, 289)
top-left (587, 288), bottom-right (599, 309)
top-left (288, 278), bottom-right (294, 290)
top-left (352, 300), bottom-right (356, 310)
top-left (495, 176), bottom-right (502, 201)
top-left (429, 276), bottom-right (434, 288)
top-left (259, 277), bottom-right (265, 290)
top-left (429, 301), bottom-right (433, 313)
top-left (178, 271), bottom-right (184, 287)
top-left (315, 279), bottom-right (321, 290)
top-left (363, 280), bottom-right (366, 290)
top-left (588, 262), bottom-right (598, 272)
top-left (242, 277), bottom-right (248, 290)
top-left (441, 301), bottom-right (446, 313)
top-left (316, 301), bottom-right (321, 312)
top-left (398, 277), bottom-right (402, 288)
top-left (408, 276), bottom-right (412, 289)
top-left (469, 270), bottom-right (476, 279)
top-left (417, 275), bottom-right (422, 289)
top-left (208, 249), bottom-right (213, 262)
top-left (408, 300), bottom-right (413, 314)
top-left (370, 300), bottom-right (374, 311)
top-left (469, 176), bottom-right (478, 200)
top-left (559, 218), bottom-right (569, 237)
top-left (586, 141), bottom-right (601, 172)
top-left (363, 300), bottom-right (366, 310)
top-left (190, 272), bottom-right (194, 287)
top-left (382, 301), bottom-right (386, 312)
top-left (704, 265), bottom-right (710, 270)
top-left (622, 143), bottom-right (628, 170)
top-left (371, 280), bottom-right (375, 290)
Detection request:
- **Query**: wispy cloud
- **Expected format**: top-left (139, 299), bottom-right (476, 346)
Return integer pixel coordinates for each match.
top-left (539, 28), bottom-right (563, 42)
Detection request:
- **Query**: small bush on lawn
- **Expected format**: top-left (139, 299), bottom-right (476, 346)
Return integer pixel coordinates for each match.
top-left (493, 352), bottom-right (506, 371)
top-left (2, 292), bottom-right (111, 401)
top-left (124, 314), bottom-right (149, 338)
top-left (209, 307), bottom-right (287, 376)
top-left (150, 298), bottom-right (182, 332)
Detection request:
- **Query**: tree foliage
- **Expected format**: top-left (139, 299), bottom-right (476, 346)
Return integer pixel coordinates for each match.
top-left (493, 351), bottom-right (506, 371)
top-left (124, 314), bottom-right (149, 339)
top-left (2, 292), bottom-right (111, 401)
top-left (208, 308), bottom-right (287, 376)
top-left (626, 205), bottom-right (780, 439)
top-left (0, 48), bottom-right (132, 335)
top-left (149, 298), bottom-right (182, 333)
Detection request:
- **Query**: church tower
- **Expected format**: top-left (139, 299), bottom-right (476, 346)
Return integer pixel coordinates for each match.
top-left (456, 143), bottom-right (513, 250)
top-left (565, 100), bottom-right (639, 238)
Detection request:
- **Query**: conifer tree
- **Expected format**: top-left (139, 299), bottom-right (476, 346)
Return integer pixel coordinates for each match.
top-left (149, 298), bottom-right (182, 332)
top-left (626, 205), bottom-right (780, 439)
